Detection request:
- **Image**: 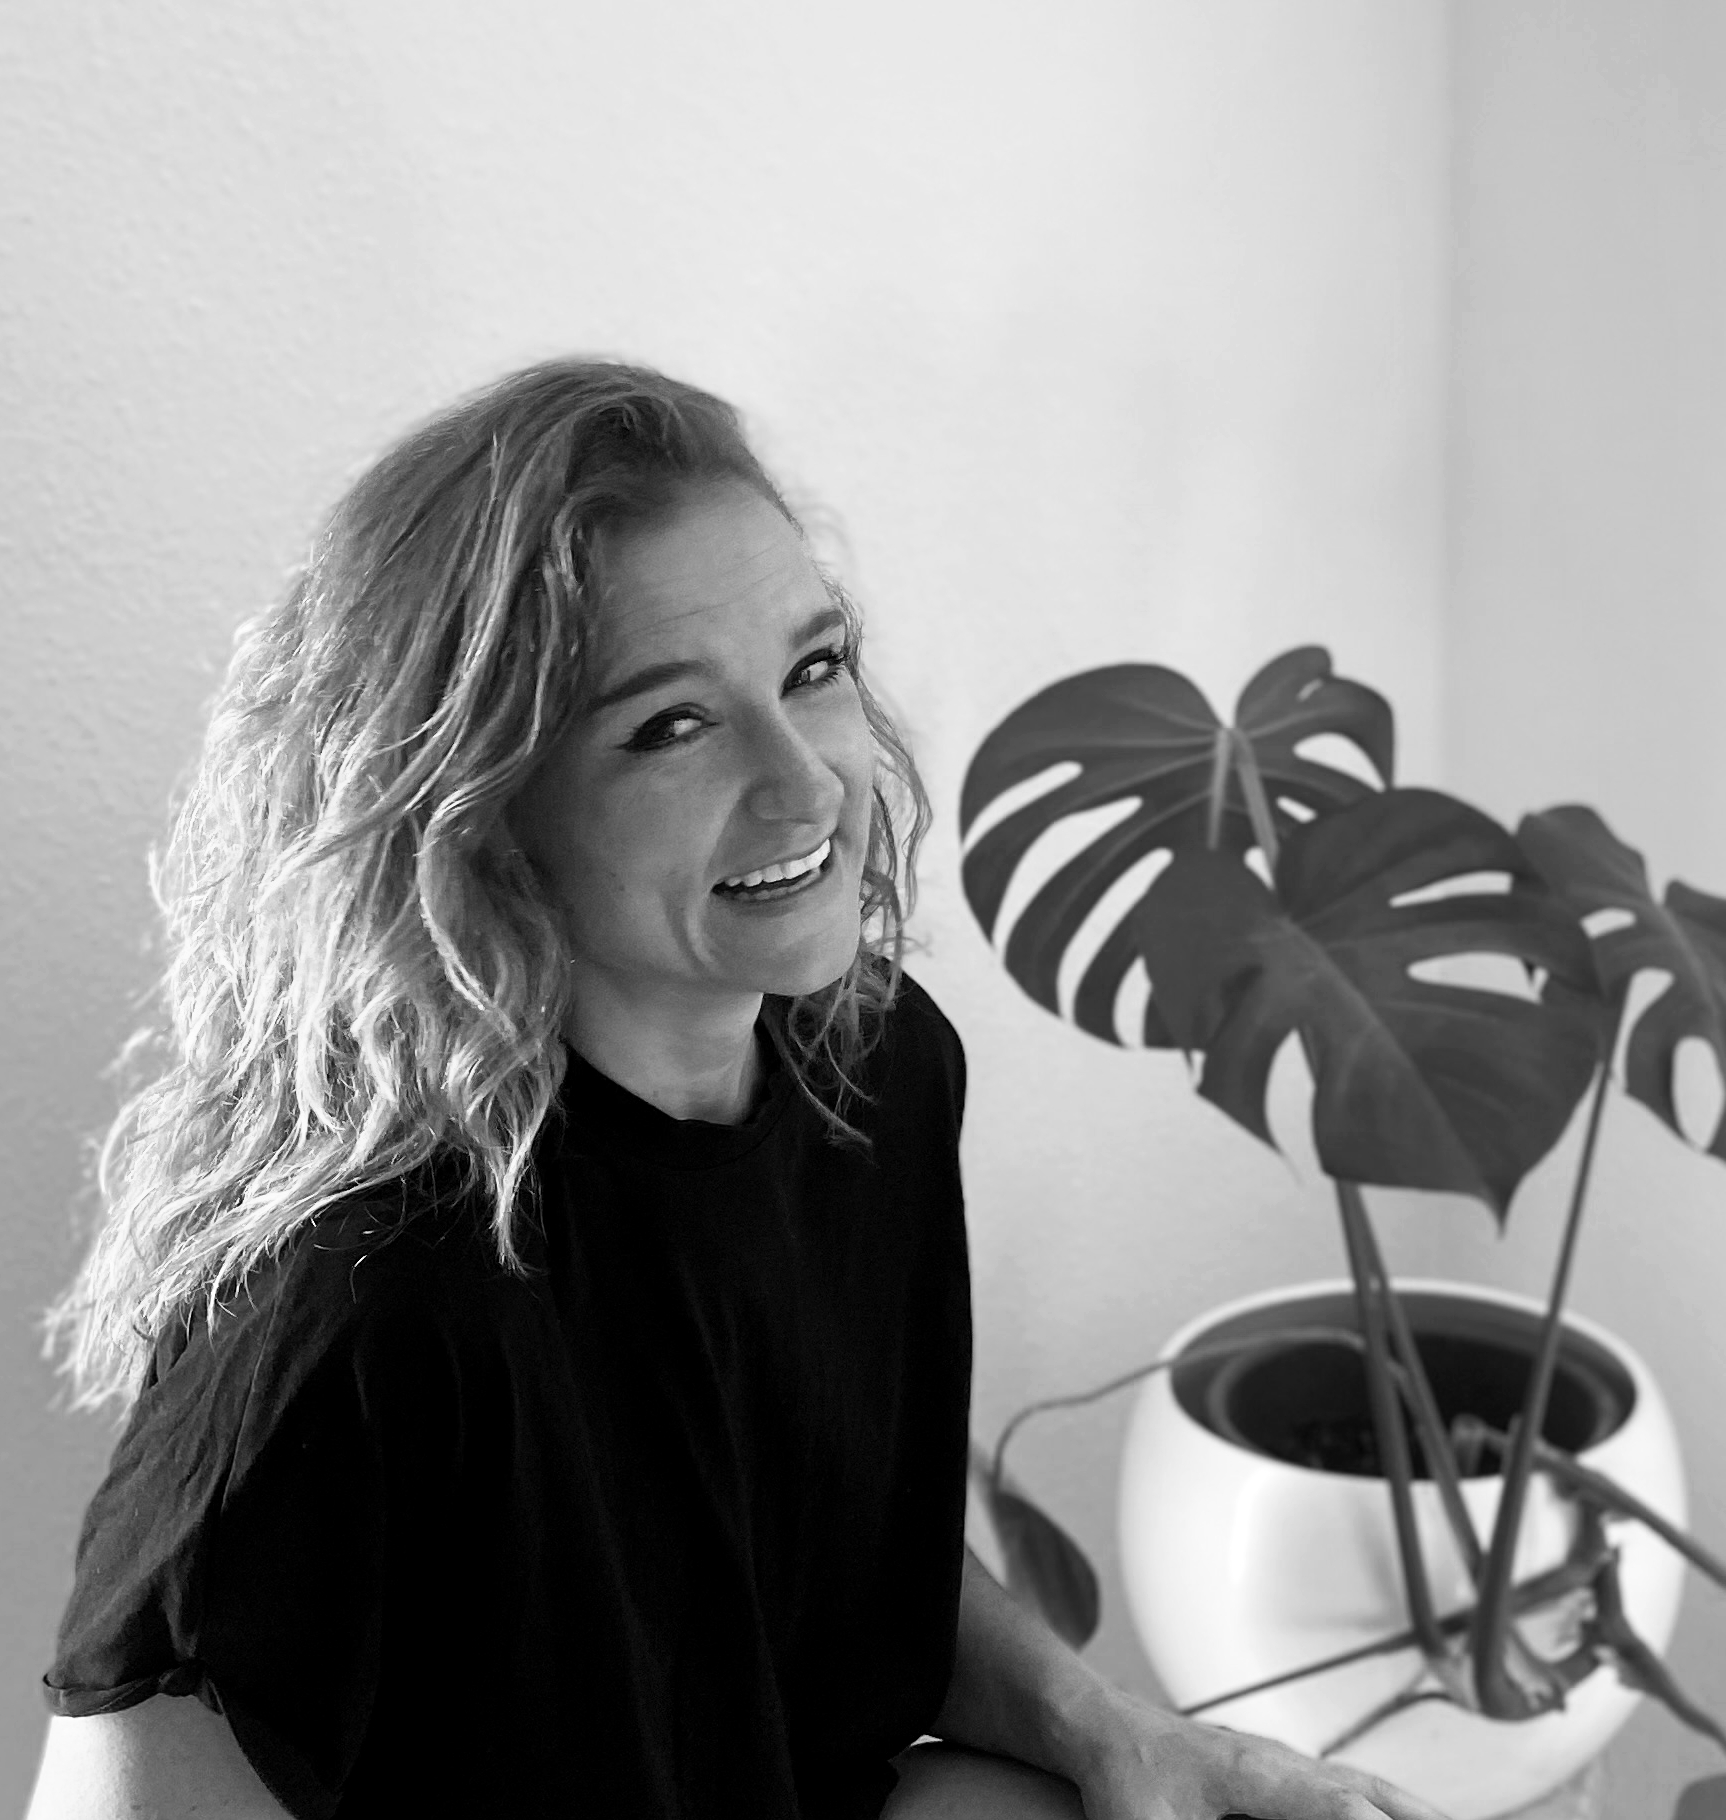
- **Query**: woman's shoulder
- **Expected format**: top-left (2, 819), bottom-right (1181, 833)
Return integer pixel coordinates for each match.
top-left (870, 968), bottom-right (967, 1119)
top-left (144, 1165), bottom-right (544, 1441)
top-left (887, 968), bottom-right (958, 1041)
top-left (285, 1164), bottom-right (531, 1309)
top-left (45, 1173), bottom-right (545, 1767)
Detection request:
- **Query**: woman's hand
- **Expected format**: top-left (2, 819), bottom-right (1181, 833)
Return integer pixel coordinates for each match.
top-left (1072, 1685), bottom-right (1450, 1820)
top-left (936, 1547), bottom-right (1451, 1820)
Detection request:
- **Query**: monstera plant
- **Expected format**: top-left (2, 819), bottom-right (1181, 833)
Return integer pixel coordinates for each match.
top-left (961, 646), bottom-right (1726, 1760)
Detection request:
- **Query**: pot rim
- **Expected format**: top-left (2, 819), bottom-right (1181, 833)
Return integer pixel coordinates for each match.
top-left (1155, 1275), bottom-right (1665, 1409)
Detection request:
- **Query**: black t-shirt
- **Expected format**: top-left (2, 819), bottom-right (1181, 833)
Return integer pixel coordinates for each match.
top-left (44, 974), bottom-right (972, 1820)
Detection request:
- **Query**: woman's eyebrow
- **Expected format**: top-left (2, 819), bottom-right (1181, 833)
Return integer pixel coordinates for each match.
top-left (587, 606), bottom-right (847, 714)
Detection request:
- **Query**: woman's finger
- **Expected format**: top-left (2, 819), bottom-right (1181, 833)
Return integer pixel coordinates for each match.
top-left (1213, 1741), bottom-right (1453, 1820)
top-left (1313, 1758), bottom-right (1455, 1820)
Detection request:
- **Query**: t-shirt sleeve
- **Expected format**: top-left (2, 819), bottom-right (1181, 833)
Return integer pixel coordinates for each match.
top-left (892, 970), bottom-right (968, 1133)
top-left (43, 1245), bottom-right (470, 1820)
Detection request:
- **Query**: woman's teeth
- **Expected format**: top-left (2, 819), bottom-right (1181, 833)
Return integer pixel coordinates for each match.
top-left (718, 837), bottom-right (832, 893)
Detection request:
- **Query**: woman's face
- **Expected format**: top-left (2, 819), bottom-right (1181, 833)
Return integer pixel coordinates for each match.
top-left (509, 481), bottom-right (877, 1021)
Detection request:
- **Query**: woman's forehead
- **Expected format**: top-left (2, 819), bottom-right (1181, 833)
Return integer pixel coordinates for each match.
top-left (588, 484), bottom-right (830, 664)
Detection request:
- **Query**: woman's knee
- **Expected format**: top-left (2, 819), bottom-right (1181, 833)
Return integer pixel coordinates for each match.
top-left (881, 1742), bottom-right (1086, 1819)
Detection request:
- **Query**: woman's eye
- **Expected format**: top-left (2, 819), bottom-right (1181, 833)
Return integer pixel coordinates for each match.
top-left (625, 709), bottom-right (704, 753)
top-left (790, 645), bottom-right (852, 691)
top-left (622, 647), bottom-right (851, 753)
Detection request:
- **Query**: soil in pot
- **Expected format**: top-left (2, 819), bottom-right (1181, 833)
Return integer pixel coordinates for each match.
top-left (1170, 1289), bottom-right (1636, 1478)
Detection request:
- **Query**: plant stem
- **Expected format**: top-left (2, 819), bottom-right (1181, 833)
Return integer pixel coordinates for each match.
top-left (1230, 728), bottom-right (1281, 871)
top-left (1205, 729), bottom-right (1231, 850)
top-left (1350, 1203), bottom-right (1484, 1579)
top-left (1460, 1419), bottom-right (1726, 1597)
top-left (1353, 1209), bottom-right (1581, 1704)
top-left (1178, 1545), bottom-right (1607, 1720)
top-left (1473, 1048), bottom-right (1615, 1716)
top-left (1335, 1180), bottom-right (1447, 1663)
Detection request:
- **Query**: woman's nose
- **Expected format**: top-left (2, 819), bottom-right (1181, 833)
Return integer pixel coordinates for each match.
top-left (741, 710), bottom-right (844, 829)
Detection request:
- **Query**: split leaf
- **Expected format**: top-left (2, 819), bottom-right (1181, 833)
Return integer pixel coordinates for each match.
top-left (968, 1445), bottom-right (1100, 1649)
top-left (959, 648), bottom-right (1392, 1043)
top-left (1138, 789), bottom-right (1605, 1217)
top-left (1519, 805), bottom-right (1726, 1160)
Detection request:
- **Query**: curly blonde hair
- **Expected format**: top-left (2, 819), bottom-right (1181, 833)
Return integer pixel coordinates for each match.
top-left (43, 359), bottom-right (931, 1416)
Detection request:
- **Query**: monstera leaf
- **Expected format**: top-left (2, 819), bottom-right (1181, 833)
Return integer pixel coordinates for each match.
top-left (1519, 805), bottom-right (1726, 1161)
top-left (1137, 789), bottom-right (1606, 1216)
top-left (959, 648), bottom-right (1394, 1043)
top-left (967, 1441), bottom-right (1100, 1648)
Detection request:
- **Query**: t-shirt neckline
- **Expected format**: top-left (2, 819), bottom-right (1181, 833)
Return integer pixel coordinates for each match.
top-left (557, 1027), bottom-right (799, 1169)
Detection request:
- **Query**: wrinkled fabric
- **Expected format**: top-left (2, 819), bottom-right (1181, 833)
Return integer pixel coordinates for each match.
top-left (45, 975), bottom-right (972, 1819)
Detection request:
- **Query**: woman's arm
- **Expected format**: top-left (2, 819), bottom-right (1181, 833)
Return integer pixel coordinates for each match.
top-left (931, 1547), bottom-right (1116, 1787)
top-left (934, 1547), bottom-right (1454, 1820)
top-left (25, 1697), bottom-right (292, 1820)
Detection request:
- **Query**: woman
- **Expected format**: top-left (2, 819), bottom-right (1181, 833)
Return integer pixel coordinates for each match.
top-left (29, 361), bottom-right (1446, 1820)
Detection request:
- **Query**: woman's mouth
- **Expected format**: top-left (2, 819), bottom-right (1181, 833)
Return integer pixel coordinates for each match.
top-left (712, 837), bottom-right (834, 904)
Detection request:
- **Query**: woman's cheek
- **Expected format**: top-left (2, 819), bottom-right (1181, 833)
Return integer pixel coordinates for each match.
top-left (827, 691), bottom-right (874, 779)
top-left (627, 769), bottom-right (717, 879)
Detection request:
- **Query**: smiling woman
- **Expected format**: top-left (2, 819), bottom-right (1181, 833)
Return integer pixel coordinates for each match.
top-left (29, 361), bottom-right (958, 1820)
top-left (28, 361), bottom-right (1449, 1820)
top-left (507, 481), bottom-right (881, 1125)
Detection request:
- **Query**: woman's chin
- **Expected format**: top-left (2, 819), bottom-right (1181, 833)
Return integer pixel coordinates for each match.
top-left (765, 944), bottom-right (864, 1002)
top-left (742, 918), bottom-right (864, 1002)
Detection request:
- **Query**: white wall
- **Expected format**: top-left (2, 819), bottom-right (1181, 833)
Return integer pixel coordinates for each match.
top-left (0, 1), bottom-right (1453, 1808)
top-left (1444, 2), bottom-right (1726, 1802)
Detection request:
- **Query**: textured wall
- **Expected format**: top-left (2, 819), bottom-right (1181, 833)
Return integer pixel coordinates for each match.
top-left (1444, 2), bottom-right (1726, 1805)
top-left (1, 1), bottom-right (1450, 1810)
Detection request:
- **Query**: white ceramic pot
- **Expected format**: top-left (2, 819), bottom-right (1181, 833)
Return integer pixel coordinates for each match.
top-left (1117, 1279), bottom-right (1686, 1820)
